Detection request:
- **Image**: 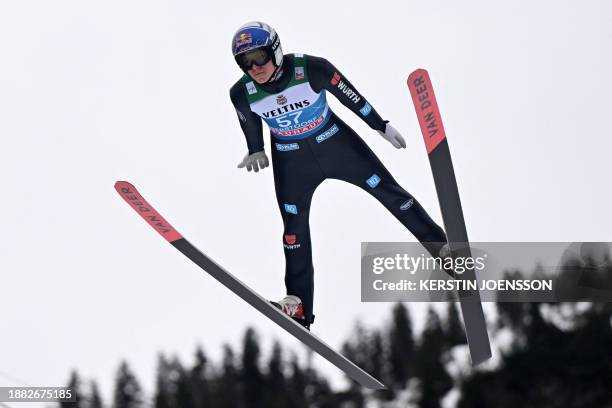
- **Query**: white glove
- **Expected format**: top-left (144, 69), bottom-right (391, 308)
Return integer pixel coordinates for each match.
top-left (237, 150), bottom-right (269, 172)
top-left (377, 122), bottom-right (407, 149)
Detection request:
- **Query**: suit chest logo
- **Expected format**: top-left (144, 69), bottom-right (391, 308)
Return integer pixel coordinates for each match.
top-left (262, 99), bottom-right (311, 118)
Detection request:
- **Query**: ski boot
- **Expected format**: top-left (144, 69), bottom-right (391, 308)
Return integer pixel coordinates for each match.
top-left (439, 242), bottom-right (451, 259)
top-left (271, 295), bottom-right (312, 330)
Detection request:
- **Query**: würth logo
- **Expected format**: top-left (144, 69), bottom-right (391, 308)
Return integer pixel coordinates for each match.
top-left (284, 234), bottom-right (301, 250)
top-left (331, 72), bottom-right (341, 86)
top-left (336, 80), bottom-right (361, 104)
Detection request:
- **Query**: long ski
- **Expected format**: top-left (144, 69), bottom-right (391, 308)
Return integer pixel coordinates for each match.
top-left (407, 69), bottom-right (492, 365)
top-left (114, 181), bottom-right (385, 390)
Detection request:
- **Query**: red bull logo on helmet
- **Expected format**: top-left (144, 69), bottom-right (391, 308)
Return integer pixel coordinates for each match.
top-left (235, 33), bottom-right (253, 49)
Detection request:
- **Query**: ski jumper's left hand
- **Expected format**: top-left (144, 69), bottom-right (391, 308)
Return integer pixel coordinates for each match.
top-left (378, 122), bottom-right (407, 149)
top-left (306, 56), bottom-right (405, 148)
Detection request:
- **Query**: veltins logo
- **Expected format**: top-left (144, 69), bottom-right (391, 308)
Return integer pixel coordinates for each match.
top-left (366, 174), bottom-right (381, 188)
top-left (284, 204), bottom-right (298, 214)
top-left (276, 94), bottom-right (288, 105)
top-left (400, 198), bottom-right (414, 210)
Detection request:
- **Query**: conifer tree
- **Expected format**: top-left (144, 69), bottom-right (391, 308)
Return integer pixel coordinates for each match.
top-left (61, 370), bottom-right (83, 408)
top-left (212, 344), bottom-right (240, 408)
top-left (89, 381), bottom-right (103, 408)
top-left (286, 354), bottom-right (308, 408)
top-left (388, 303), bottom-right (416, 389)
top-left (190, 346), bottom-right (212, 408)
top-left (415, 308), bottom-right (452, 408)
top-left (263, 341), bottom-right (290, 408)
top-left (169, 357), bottom-right (194, 408)
top-left (153, 354), bottom-right (172, 408)
top-left (443, 301), bottom-right (466, 349)
top-left (241, 327), bottom-right (264, 408)
top-left (112, 361), bottom-right (143, 408)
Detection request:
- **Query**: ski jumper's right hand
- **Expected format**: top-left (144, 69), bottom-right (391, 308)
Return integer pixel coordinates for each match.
top-left (378, 122), bottom-right (407, 149)
top-left (237, 150), bottom-right (269, 172)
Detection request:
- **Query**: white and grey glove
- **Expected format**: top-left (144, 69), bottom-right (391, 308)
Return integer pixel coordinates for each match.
top-left (377, 122), bottom-right (407, 149)
top-left (237, 150), bottom-right (269, 172)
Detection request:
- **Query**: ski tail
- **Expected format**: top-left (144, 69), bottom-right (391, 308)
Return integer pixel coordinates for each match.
top-left (407, 69), bottom-right (492, 365)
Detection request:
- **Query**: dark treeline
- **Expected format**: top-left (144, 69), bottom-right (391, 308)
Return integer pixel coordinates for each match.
top-left (60, 258), bottom-right (612, 408)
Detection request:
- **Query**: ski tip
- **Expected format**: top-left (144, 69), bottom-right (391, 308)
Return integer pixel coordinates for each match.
top-left (114, 181), bottom-right (183, 242)
top-left (406, 68), bottom-right (447, 154)
top-left (115, 180), bottom-right (136, 193)
top-left (407, 68), bottom-right (429, 85)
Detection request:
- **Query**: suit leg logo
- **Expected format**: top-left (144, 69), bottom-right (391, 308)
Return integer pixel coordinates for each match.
top-left (366, 174), bottom-right (381, 188)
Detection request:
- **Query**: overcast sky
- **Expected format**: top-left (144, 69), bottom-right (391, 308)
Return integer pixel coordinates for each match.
top-left (1, 0), bottom-right (611, 405)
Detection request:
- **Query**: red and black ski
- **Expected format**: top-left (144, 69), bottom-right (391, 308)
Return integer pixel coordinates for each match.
top-left (114, 181), bottom-right (386, 389)
top-left (407, 69), bottom-right (492, 365)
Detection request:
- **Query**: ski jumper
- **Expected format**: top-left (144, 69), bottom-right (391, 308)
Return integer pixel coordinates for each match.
top-left (230, 54), bottom-right (447, 324)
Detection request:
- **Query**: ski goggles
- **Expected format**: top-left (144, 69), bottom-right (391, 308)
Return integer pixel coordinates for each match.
top-left (235, 48), bottom-right (272, 70)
